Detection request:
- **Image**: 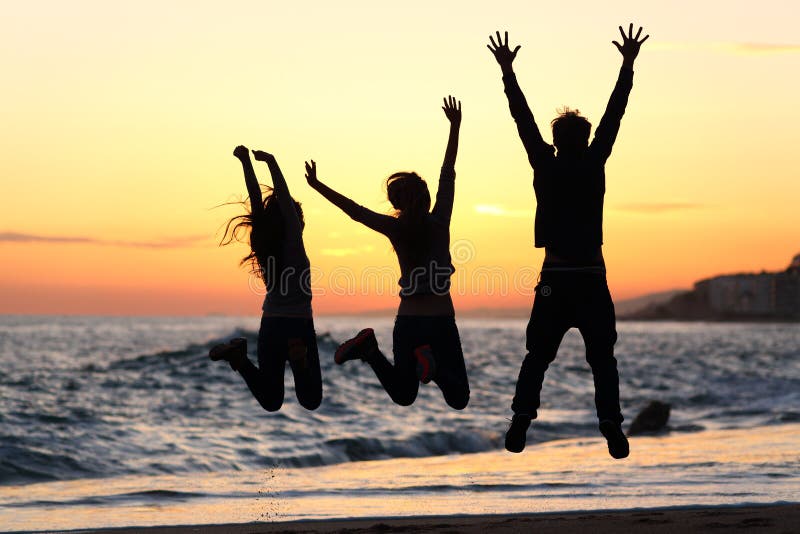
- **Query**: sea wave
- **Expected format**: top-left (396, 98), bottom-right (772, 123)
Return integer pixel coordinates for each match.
top-left (1, 316), bottom-right (798, 486)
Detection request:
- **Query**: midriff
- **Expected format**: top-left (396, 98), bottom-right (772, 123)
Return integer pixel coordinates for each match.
top-left (544, 247), bottom-right (605, 266)
top-left (397, 293), bottom-right (455, 316)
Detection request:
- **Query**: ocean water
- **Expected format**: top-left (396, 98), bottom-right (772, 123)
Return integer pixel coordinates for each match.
top-left (0, 316), bottom-right (799, 531)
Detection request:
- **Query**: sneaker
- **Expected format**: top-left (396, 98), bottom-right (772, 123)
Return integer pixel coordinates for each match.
top-left (288, 338), bottom-right (309, 372)
top-left (209, 337), bottom-right (247, 370)
top-left (505, 413), bottom-right (531, 453)
top-left (414, 345), bottom-right (437, 384)
top-left (599, 420), bottom-right (630, 459)
top-left (334, 328), bottom-right (377, 364)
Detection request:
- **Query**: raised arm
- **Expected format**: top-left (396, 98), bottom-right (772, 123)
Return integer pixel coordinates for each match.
top-left (304, 160), bottom-right (396, 235)
top-left (250, 150), bottom-right (304, 244)
top-left (591, 24), bottom-right (648, 161)
top-left (487, 31), bottom-right (553, 167)
top-left (432, 95), bottom-right (461, 223)
top-left (233, 145), bottom-right (263, 216)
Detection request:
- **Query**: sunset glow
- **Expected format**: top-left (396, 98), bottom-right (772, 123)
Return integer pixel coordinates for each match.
top-left (2, 1), bottom-right (798, 315)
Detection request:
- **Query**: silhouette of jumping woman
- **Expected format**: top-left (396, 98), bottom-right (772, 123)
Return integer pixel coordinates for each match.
top-left (488, 25), bottom-right (648, 458)
top-left (305, 96), bottom-right (469, 410)
top-left (209, 146), bottom-right (322, 411)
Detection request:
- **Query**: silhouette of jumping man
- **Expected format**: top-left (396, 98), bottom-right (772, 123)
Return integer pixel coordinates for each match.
top-left (488, 25), bottom-right (648, 458)
top-left (209, 146), bottom-right (322, 412)
top-left (306, 96), bottom-right (470, 410)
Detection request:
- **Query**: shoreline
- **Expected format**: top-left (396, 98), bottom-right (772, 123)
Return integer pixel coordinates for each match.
top-left (3, 424), bottom-right (799, 533)
top-left (41, 503), bottom-right (800, 533)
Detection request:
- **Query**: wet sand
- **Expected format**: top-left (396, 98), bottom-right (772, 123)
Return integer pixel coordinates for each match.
top-left (55, 504), bottom-right (800, 533)
top-left (5, 425), bottom-right (798, 533)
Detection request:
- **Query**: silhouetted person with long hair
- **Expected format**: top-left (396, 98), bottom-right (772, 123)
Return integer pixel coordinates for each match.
top-left (305, 96), bottom-right (469, 410)
top-left (209, 146), bottom-right (322, 411)
top-left (488, 25), bottom-right (648, 458)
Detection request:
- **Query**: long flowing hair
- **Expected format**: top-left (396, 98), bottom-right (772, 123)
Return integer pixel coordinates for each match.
top-left (220, 186), bottom-right (304, 285)
top-left (386, 172), bottom-right (431, 262)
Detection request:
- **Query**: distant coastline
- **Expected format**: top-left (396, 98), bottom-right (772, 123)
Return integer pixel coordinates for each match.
top-left (7, 252), bottom-right (799, 321)
top-left (621, 252), bottom-right (800, 322)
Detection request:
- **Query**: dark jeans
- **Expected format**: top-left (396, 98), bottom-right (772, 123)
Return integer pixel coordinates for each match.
top-left (238, 315), bottom-right (322, 411)
top-left (511, 271), bottom-right (623, 424)
top-left (368, 315), bottom-right (470, 409)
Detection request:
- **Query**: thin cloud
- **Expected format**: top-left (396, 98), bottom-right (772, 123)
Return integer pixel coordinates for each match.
top-left (653, 41), bottom-right (800, 55)
top-left (0, 232), bottom-right (209, 249)
top-left (320, 246), bottom-right (375, 257)
top-left (725, 42), bottom-right (800, 55)
top-left (474, 204), bottom-right (529, 219)
top-left (611, 202), bottom-right (703, 214)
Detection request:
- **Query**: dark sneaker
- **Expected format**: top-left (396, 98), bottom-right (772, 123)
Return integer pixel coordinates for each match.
top-left (414, 344), bottom-right (437, 384)
top-left (505, 413), bottom-right (532, 453)
top-left (599, 420), bottom-right (630, 459)
top-left (288, 337), bottom-right (309, 372)
top-left (334, 328), bottom-right (377, 364)
top-left (209, 337), bottom-right (247, 370)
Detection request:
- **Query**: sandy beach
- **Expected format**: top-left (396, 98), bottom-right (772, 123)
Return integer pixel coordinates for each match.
top-left (4, 423), bottom-right (799, 533)
top-left (3, 319), bottom-right (798, 533)
top-left (49, 504), bottom-right (800, 533)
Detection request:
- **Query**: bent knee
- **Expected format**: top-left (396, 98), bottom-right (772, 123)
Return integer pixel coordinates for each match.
top-left (299, 395), bottom-right (322, 411)
top-left (391, 392), bottom-right (418, 407)
top-left (585, 348), bottom-right (618, 366)
top-left (445, 392), bottom-right (470, 410)
top-left (259, 398), bottom-right (284, 412)
top-left (524, 340), bottom-right (561, 361)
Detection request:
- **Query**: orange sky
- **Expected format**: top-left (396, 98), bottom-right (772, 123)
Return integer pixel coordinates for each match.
top-left (1, 1), bottom-right (799, 315)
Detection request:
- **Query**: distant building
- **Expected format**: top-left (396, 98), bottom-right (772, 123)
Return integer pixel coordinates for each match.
top-left (629, 253), bottom-right (800, 320)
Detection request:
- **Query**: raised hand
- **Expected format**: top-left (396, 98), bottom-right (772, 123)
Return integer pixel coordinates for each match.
top-left (487, 31), bottom-right (521, 72)
top-left (613, 23), bottom-right (649, 67)
top-left (304, 160), bottom-right (318, 187)
top-left (233, 145), bottom-right (249, 160)
top-left (442, 95), bottom-right (461, 126)
top-left (252, 150), bottom-right (275, 163)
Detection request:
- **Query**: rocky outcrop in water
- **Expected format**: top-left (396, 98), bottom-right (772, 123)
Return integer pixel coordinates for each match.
top-left (628, 401), bottom-right (671, 436)
top-left (622, 252), bottom-right (800, 321)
